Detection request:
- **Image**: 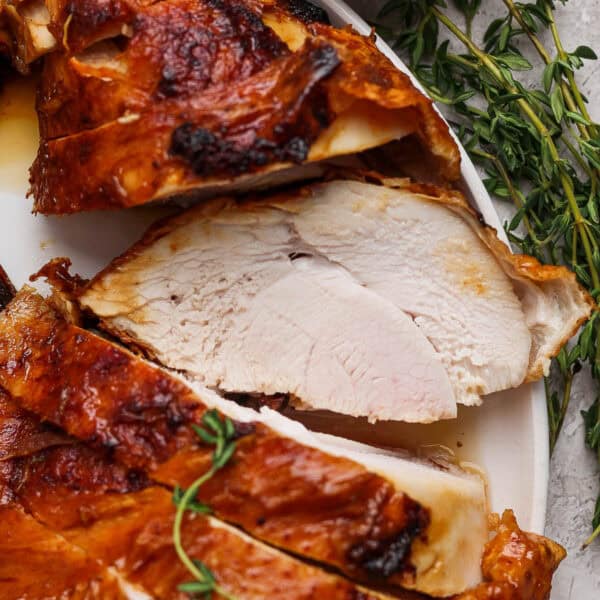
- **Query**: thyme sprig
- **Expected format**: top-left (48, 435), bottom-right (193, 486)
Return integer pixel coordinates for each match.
top-left (172, 410), bottom-right (237, 599)
top-left (376, 0), bottom-right (600, 541)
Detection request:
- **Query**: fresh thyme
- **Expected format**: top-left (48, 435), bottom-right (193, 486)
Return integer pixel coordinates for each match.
top-left (376, 0), bottom-right (600, 541)
top-left (172, 409), bottom-right (237, 599)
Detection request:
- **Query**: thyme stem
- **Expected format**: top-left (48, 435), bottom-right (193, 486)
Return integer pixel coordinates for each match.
top-left (542, 3), bottom-right (598, 139)
top-left (172, 410), bottom-right (237, 599)
top-left (431, 6), bottom-right (600, 291)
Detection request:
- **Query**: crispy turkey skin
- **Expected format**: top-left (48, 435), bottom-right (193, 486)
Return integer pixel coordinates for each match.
top-left (0, 287), bottom-right (491, 597)
top-left (0, 389), bottom-right (406, 600)
top-left (5, 0), bottom-right (460, 213)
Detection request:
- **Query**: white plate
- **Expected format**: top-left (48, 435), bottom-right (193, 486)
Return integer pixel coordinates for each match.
top-left (0, 0), bottom-right (548, 534)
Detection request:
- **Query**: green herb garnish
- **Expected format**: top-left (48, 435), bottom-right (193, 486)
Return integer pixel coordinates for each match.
top-left (172, 409), bottom-right (237, 598)
top-left (376, 0), bottom-right (600, 541)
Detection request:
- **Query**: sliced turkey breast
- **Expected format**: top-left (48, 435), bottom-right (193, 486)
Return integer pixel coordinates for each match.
top-left (26, 0), bottom-right (459, 213)
top-left (0, 287), bottom-right (488, 597)
top-left (80, 179), bottom-right (593, 410)
top-left (267, 179), bottom-right (594, 400)
top-left (84, 242), bottom-right (454, 423)
top-left (74, 198), bottom-right (456, 424)
top-left (2, 445), bottom-right (398, 599)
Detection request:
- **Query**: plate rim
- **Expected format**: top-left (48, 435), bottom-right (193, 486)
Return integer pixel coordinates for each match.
top-left (316, 0), bottom-right (549, 535)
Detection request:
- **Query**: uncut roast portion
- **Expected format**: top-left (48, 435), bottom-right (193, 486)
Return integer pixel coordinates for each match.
top-left (1, 0), bottom-right (459, 213)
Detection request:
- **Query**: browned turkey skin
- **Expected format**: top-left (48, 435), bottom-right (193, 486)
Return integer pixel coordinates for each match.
top-left (0, 505), bottom-right (127, 600)
top-left (0, 0), bottom-right (460, 213)
top-left (31, 37), bottom-right (342, 211)
top-left (0, 287), bottom-right (430, 588)
top-left (454, 511), bottom-right (565, 600)
top-left (0, 281), bottom-right (566, 599)
top-left (1, 404), bottom-right (399, 600)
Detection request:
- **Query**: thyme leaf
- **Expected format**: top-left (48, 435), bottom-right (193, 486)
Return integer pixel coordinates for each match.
top-left (376, 0), bottom-right (600, 541)
top-left (172, 410), bottom-right (237, 599)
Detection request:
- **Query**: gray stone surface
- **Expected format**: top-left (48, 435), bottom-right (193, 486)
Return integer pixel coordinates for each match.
top-left (347, 1), bottom-right (600, 596)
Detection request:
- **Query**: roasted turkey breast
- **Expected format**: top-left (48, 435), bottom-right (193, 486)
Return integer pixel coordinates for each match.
top-left (6, 0), bottom-right (459, 213)
top-left (1, 399), bottom-right (403, 600)
top-left (0, 287), bottom-right (491, 597)
top-left (79, 178), bottom-right (593, 422)
top-left (0, 286), bottom-right (567, 599)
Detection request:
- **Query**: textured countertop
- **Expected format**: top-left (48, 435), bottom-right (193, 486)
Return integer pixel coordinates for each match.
top-left (348, 1), bottom-right (600, 597)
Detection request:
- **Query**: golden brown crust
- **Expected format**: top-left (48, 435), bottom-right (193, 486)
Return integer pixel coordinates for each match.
top-left (455, 510), bottom-right (565, 600)
top-left (31, 36), bottom-right (340, 213)
top-left (0, 506), bottom-right (127, 600)
top-left (2, 438), bottom-right (395, 599)
top-left (29, 0), bottom-right (459, 214)
top-left (310, 25), bottom-right (460, 182)
top-left (38, 0), bottom-right (290, 139)
top-left (0, 388), bottom-right (69, 461)
top-left (0, 288), bottom-right (429, 587)
top-left (53, 486), bottom-right (399, 600)
top-left (47, 0), bottom-right (156, 53)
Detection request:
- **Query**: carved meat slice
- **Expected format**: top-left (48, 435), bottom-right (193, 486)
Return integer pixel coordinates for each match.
top-left (0, 288), bottom-right (488, 597)
top-left (3, 450), bottom-right (398, 599)
top-left (28, 0), bottom-right (459, 213)
top-left (0, 388), bottom-right (405, 600)
top-left (76, 193), bottom-right (455, 423)
top-left (79, 179), bottom-right (593, 409)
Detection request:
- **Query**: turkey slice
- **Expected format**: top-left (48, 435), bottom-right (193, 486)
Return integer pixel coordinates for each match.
top-left (269, 179), bottom-right (595, 402)
top-left (80, 178), bottom-right (593, 411)
top-left (78, 200), bottom-right (456, 423)
top-left (0, 287), bottom-right (487, 597)
top-left (28, 0), bottom-right (459, 213)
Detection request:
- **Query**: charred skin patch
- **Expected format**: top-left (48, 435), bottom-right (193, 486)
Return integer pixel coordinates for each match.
top-left (169, 42), bottom-right (339, 176)
top-left (170, 126), bottom-right (311, 175)
top-left (347, 499), bottom-right (430, 579)
top-left (0, 266), bottom-right (15, 311)
top-left (133, 0), bottom-right (289, 100)
top-left (282, 0), bottom-right (330, 24)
